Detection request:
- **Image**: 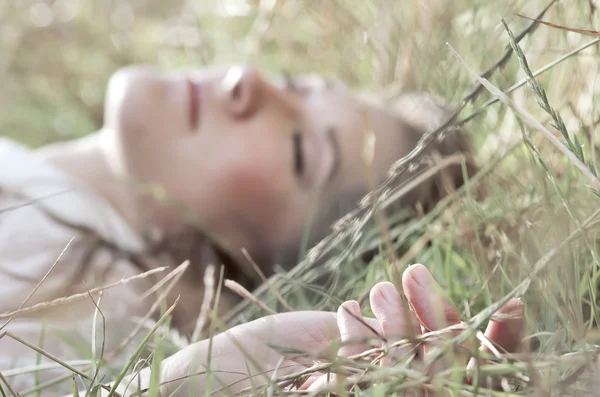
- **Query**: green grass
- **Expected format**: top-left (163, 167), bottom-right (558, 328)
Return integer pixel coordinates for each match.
top-left (2, 0), bottom-right (600, 395)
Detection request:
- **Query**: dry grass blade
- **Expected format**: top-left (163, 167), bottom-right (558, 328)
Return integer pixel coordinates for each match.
top-left (516, 14), bottom-right (600, 37)
top-left (85, 287), bottom-right (105, 396)
top-left (0, 190), bottom-right (72, 214)
top-left (241, 248), bottom-right (293, 312)
top-left (0, 237), bottom-right (74, 332)
top-left (191, 263), bottom-right (216, 342)
top-left (0, 371), bottom-right (18, 397)
top-left (106, 296), bottom-right (180, 397)
top-left (0, 267), bottom-right (167, 320)
top-left (458, 37), bottom-right (600, 126)
top-left (2, 361), bottom-right (91, 378)
top-left (0, 331), bottom-right (116, 395)
top-left (104, 261), bottom-right (190, 361)
top-left (224, 279), bottom-right (277, 315)
top-left (139, 260), bottom-right (189, 300)
top-left (446, 43), bottom-right (600, 189)
top-left (223, 2), bottom-right (560, 323)
top-left (266, 357), bottom-right (285, 397)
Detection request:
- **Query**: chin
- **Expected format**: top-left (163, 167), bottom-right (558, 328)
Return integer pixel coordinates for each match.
top-left (105, 65), bottom-right (165, 129)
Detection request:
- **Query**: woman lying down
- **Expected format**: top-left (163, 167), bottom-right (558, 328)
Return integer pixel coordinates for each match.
top-left (0, 64), bottom-right (521, 395)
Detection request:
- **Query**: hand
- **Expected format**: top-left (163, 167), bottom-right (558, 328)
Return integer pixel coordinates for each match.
top-left (301, 264), bottom-right (524, 393)
top-left (111, 307), bottom-right (379, 396)
top-left (100, 264), bottom-right (523, 396)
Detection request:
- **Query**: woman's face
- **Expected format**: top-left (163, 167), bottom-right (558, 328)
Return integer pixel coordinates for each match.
top-left (102, 65), bottom-right (415, 265)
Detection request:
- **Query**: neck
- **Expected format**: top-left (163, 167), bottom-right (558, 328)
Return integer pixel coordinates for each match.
top-left (34, 132), bottom-right (152, 234)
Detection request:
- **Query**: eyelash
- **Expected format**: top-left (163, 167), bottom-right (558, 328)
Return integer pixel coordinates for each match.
top-left (292, 131), bottom-right (304, 177)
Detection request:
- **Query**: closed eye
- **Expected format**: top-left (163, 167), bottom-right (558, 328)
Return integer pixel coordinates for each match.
top-left (292, 130), bottom-right (304, 177)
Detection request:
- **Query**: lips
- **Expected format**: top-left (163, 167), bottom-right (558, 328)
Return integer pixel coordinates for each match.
top-left (187, 78), bottom-right (200, 131)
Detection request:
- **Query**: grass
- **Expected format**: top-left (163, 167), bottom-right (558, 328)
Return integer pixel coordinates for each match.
top-left (2, 0), bottom-right (600, 395)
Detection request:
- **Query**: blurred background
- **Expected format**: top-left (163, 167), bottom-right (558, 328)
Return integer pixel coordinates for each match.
top-left (2, 0), bottom-right (600, 392)
top-left (2, 0), bottom-right (594, 148)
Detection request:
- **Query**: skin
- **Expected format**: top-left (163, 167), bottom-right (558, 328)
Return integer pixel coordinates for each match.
top-left (87, 264), bottom-right (523, 396)
top-left (37, 64), bottom-right (472, 273)
top-left (35, 64), bottom-right (473, 332)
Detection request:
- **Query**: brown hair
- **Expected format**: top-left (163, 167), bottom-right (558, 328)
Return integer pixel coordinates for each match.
top-left (389, 92), bottom-right (478, 211)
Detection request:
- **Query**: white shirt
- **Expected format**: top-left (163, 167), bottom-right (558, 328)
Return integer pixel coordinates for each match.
top-left (0, 138), bottom-right (156, 394)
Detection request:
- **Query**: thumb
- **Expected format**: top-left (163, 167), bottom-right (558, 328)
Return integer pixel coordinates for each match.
top-left (303, 300), bottom-right (383, 392)
top-left (466, 298), bottom-right (524, 389)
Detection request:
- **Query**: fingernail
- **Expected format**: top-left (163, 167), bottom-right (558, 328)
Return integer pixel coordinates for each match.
top-left (379, 282), bottom-right (400, 306)
top-left (411, 265), bottom-right (433, 289)
top-left (339, 300), bottom-right (361, 317)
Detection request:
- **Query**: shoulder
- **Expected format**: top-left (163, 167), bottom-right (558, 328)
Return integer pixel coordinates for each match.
top-left (0, 138), bottom-right (86, 271)
top-left (0, 138), bottom-right (146, 307)
top-left (0, 138), bottom-right (105, 263)
top-left (0, 137), bottom-right (145, 251)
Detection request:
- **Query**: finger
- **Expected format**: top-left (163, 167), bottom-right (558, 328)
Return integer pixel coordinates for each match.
top-left (243, 310), bottom-right (380, 365)
top-left (479, 299), bottom-right (524, 354)
top-left (402, 264), bottom-right (463, 373)
top-left (338, 300), bottom-right (379, 357)
top-left (294, 372), bottom-right (324, 391)
top-left (303, 300), bottom-right (380, 392)
top-left (467, 298), bottom-right (524, 389)
top-left (304, 373), bottom-right (334, 392)
top-left (369, 282), bottom-right (420, 367)
top-left (188, 310), bottom-right (380, 395)
top-left (402, 264), bottom-right (461, 330)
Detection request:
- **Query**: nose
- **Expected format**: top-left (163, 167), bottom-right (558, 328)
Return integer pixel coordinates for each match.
top-left (220, 65), bottom-right (298, 119)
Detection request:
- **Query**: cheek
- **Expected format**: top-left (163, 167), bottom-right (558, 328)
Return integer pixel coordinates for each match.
top-left (222, 155), bottom-right (289, 212)
top-left (216, 153), bottom-right (305, 241)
